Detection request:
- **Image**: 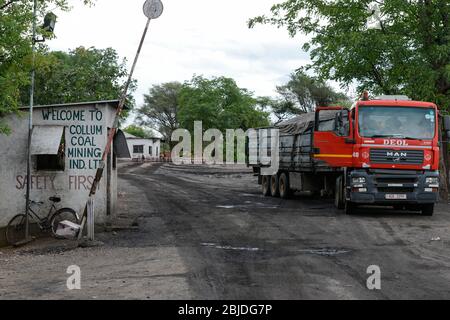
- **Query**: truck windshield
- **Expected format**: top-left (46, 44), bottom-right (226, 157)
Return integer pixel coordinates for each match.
top-left (358, 106), bottom-right (436, 140)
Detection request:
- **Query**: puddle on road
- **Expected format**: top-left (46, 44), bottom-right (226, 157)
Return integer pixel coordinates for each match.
top-left (216, 203), bottom-right (280, 210)
top-left (201, 243), bottom-right (261, 252)
top-left (297, 249), bottom-right (351, 256)
top-left (201, 243), bottom-right (350, 257)
top-left (18, 246), bottom-right (78, 256)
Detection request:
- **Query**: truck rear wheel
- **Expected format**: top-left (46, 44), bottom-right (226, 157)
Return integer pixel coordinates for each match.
top-left (421, 204), bottom-right (434, 216)
top-left (271, 175), bottom-right (280, 197)
top-left (279, 173), bottom-right (291, 199)
top-left (262, 176), bottom-right (271, 197)
top-left (334, 176), bottom-right (345, 209)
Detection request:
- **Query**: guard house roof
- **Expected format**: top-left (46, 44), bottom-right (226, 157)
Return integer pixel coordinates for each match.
top-left (22, 99), bottom-right (131, 159)
top-left (19, 99), bottom-right (130, 110)
top-left (124, 132), bottom-right (162, 141)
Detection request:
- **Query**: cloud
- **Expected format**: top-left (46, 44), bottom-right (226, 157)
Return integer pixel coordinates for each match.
top-left (49, 0), bottom-right (311, 105)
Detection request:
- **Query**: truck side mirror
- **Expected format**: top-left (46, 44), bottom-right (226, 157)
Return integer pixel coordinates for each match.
top-left (444, 116), bottom-right (450, 139)
top-left (335, 112), bottom-right (343, 128)
top-left (334, 110), bottom-right (349, 136)
top-left (444, 115), bottom-right (450, 131)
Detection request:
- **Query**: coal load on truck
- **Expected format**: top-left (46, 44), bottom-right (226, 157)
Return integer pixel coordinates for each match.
top-left (251, 110), bottom-right (342, 171)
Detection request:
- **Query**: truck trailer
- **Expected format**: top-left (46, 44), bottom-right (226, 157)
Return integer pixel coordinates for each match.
top-left (250, 95), bottom-right (450, 216)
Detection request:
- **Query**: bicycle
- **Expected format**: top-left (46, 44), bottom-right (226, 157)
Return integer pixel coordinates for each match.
top-left (5, 196), bottom-right (79, 246)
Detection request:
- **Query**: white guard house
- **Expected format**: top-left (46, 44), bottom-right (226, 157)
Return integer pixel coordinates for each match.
top-left (124, 132), bottom-right (161, 160)
top-left (0, 100), bottom-right (130, 246)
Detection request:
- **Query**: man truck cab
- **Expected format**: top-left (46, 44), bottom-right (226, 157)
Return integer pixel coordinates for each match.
top-left (252, 94), bottom-right (450, 217)
top-left (315, 95), bottom-right (443, 215)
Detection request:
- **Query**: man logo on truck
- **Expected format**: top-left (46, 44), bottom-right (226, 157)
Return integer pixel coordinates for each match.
top-left (386, 151), bottom-right (408, 158)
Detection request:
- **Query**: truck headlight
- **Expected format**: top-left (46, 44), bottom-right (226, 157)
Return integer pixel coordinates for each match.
top-left (426, 177), bottom-right (439, 185)
top-left (352, 177), bottom-right (366, 184)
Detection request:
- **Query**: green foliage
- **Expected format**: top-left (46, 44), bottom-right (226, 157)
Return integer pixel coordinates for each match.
top-left (123, 125), bottom-right (154, 139)
top-left (249, 0), bottom-right (450, 111)
top-left (136, 77), bottom-right (270, 146)
top-left (277, 70), bottom-right (350, 112)
top-left (258, 71), bottom-right (350, 124)
top-left (0, 0), bottom-right (95, 134)
top-left (19, 46), bottom-right (136, 117)
top-left (137, 82), bottom-right (182, 142)
top-left (256, 96), bottom-right (297, 125)
top-left (178, 75), bottom-right (270, 133)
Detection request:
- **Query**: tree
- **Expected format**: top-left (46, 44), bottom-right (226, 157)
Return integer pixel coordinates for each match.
top-left (123, 125), bottom-right (154, 139)
top-left (19, 47), bottom-right (136, 117)
top-left (249, 0), bottom-right (450, 198)
top-left (277, 71), bottom-right (351, 113)
top-left (136, 82), bottom-right (182, 144)
top-left (256, 96), bottom-right (297, 125)
top-left (258, 71), bottom-right (351, 124)
top-left (249, 0), bottom-right (450, 111)
top-left (178, 75), bottom-right (270, 133)
top-left (0, 0), bottom-right (95, 134)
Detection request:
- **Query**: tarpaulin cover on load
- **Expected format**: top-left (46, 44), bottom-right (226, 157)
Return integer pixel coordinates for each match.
top-left (276, 110), bottom-right (341, 135)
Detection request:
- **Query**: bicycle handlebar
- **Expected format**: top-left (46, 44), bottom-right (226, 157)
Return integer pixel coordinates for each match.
top-left (29, 200), bottom-right (44, 205)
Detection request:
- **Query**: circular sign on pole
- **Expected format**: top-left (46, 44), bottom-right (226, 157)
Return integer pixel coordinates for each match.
top-left (143, 0), bottom-right (164, 19)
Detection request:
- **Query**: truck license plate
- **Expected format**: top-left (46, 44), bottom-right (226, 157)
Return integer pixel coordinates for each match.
top-left (385, 194), bottom-right (407, 200)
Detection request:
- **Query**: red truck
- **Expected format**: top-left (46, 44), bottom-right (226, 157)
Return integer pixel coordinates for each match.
top-left (251, 95), bottom-right (450, 216)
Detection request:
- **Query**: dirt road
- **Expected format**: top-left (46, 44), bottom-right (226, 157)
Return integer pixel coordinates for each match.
top-left (1, 162), bottom-right (450, 299)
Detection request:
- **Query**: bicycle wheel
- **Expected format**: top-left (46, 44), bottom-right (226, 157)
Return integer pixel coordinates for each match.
top-left (5, 214), bottom-right (27, 246)
top-left (50, 208), bottom-right (79, 238)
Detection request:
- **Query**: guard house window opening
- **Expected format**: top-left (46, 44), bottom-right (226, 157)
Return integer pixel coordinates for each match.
top-left (36, 153), bottom-right (65, 171)
top-left (149, 146), bottom-right (153, 156)
top-left (133, 145), bottom-right (144, 154)
top-left (31, 126), bottom-right (66, 172)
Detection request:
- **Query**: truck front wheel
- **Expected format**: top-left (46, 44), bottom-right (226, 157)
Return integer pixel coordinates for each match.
top-left (421, 204), bottom-right (434, 216)
top-left (334, 176), bottom-right (345, 210)
top-left (262, 176), bottom-right (272, 197)
top-left (345, 200), bottom-right (356, 215)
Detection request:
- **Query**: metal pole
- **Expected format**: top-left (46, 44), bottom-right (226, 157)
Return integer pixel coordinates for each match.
top-left (87, 198), bottom-right (95, 241)
top-left (25, 0), bottom-right (38, 241)
top-left (78, 18), bottom-right (152, 239)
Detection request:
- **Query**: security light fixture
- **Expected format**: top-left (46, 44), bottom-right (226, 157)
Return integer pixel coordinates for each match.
top-left (43, 12), bottom-right (57, 33)
top-left (34, 12), bottom-right (57, 43)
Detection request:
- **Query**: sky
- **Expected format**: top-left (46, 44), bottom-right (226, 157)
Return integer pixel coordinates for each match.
top-left (48, 0), bottom-right (312, 109)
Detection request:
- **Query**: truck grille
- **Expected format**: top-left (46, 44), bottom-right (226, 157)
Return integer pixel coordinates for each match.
top-left (377, 187), bottom-right (415, 193)
top-left (375, 177), bottom-right (418, 184)
top-left (370, 149), bottom-right (424, 165)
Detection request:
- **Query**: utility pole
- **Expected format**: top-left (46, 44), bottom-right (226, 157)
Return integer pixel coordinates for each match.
top-left (19, 1), bottom-right (57, 246)
top-left (23, 0), bottom-right (38, 244)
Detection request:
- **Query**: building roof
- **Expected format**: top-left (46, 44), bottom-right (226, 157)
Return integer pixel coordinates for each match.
top-left (124, 132), bottom-right (138, 139)
top-left (19, 99), bottom-right (130, 110)
top-left (124, 133), bottom-right (162, 141)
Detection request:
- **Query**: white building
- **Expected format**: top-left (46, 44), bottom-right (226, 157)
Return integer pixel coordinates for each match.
top-left (0, 100), bottom-right (130, 246)
top-left (124, 132), bottom-right (161, 160)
